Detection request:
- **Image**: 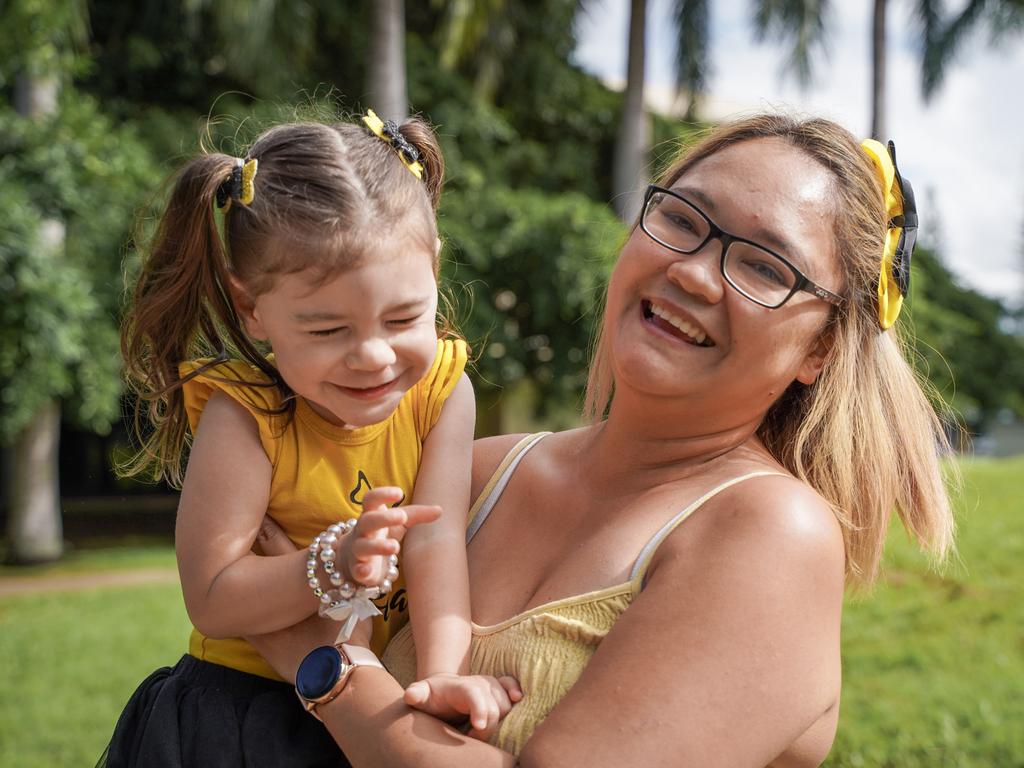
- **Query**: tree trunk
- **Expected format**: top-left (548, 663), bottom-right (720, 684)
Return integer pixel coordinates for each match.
top-left (612, 0), bottom-right (651, 223)
top-left (6, 72), bottom-right (65, 563)
top-left (6, 400), bottom-right (63, 563)
top-left (870, 0), bottom-right (887, 140)
top-left (368, 0), bottom-right (408, 122)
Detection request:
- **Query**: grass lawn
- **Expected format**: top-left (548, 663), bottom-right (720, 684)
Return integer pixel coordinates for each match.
top-left (1, 457), bottom-right (1021, 766)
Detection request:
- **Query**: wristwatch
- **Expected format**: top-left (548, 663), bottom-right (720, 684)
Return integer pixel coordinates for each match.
top-left (295, 642), bottom-right (384, 721)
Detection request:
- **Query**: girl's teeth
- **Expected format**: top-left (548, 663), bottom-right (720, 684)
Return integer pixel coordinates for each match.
top-left (650, 303), bottom-right (707, 345)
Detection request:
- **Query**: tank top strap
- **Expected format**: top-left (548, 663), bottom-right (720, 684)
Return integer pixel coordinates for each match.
top-left (628, 471), bottom-right (787, 585)
top-left (466, 432), bottom-right (552, 544)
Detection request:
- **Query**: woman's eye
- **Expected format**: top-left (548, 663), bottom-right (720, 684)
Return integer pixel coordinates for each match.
top-left (750, 261), bottom-right (786, 285)
top-left (310, 327), bottom-right (346, 337)
top-left (664, 210), bottom-right (698, 232)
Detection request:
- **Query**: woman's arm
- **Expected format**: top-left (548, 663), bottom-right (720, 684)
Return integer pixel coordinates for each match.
top-left (402, 373), bottom-right (476, 679)
top-left (175, 392), bottom-right (404, 638)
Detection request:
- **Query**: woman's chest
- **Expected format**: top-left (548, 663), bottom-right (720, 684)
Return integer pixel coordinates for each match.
top-left (465, 470), bottom-right (703, 626)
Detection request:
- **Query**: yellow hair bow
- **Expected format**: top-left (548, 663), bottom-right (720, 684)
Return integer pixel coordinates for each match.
top-left (362, 108), bottom-right (425, 180)
top-left (216, 157), bottom-right (259, 212)
top-left (860, 139), bottom-right (917, 330)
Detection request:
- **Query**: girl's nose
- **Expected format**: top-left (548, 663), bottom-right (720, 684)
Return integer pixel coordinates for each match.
top-left (346, 337), bottom-right (397, 371)
top-left (665, 244), bottom-right (725, 305)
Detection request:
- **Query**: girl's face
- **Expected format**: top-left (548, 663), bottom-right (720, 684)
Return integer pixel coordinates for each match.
top-left (604, 137), bottom-right (843, 425)
top-left (237, 236), bottom-right (440, 428)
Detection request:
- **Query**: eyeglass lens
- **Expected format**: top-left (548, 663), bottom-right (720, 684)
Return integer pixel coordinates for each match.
top-left (644, 191), bottom-right (797, 307)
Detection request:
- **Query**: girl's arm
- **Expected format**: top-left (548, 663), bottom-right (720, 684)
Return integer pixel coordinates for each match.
top-left (401, 373), bottom-right (476, 681)
top-left (175, 391), bottom-right (406, 638)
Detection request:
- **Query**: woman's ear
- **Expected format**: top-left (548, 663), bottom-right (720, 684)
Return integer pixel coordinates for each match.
top-left (795, 326), bottom-right (835, 385)
top-left (227, 274), bottom-right (269, 340)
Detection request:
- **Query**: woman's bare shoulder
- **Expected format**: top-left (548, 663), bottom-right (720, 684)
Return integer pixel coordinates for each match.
top-left (655, 470), bottom-right (846, 595)
top-left (471, 433), bottom-right (529, 497)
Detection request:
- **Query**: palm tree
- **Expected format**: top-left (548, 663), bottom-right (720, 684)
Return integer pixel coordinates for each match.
top-left (752, 0), bottom-right (1021, 140)
top-left (612, 0), bottom-right (710, 221)
top-left (368, 0), bottom-right (409, 121)
top-left (612, 0), bottom-right (650, 222)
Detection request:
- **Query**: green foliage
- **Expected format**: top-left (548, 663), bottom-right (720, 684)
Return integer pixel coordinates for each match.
top-left (905, 248), bottom-right (1024, 426)
top-left (441, 186), bottom-right (624, 405)
top-left (0, 94), bottom-right (160, 439)
top-left (0, 0), bottom-right (88, 84)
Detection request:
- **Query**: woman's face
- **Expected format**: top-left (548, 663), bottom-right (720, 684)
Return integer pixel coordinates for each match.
top-left (604, 136), bottom-right (843, 424)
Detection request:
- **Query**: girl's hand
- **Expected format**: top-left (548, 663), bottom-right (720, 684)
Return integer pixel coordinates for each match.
top-left (404, 673), bottom-right (524, 742)
top-left (254, 488), bottom-right (442, 588)
top-left (342, 486), bottom-right (442, 587)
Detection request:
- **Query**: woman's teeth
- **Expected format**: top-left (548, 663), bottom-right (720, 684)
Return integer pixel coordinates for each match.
top-left (649, 302), bottom-right (711, 346)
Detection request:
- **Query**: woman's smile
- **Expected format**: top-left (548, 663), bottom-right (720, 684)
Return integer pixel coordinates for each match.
top-left (641, 299), bottom-right (715, 347)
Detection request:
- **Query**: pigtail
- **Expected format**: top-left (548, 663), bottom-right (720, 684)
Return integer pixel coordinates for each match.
top-left (120, 153), bottom-right (246, 487)
top-left (398, 118), bottom-right (445, 210)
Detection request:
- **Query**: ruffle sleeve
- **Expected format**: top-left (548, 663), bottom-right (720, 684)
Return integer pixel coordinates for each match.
top-left (178, 358), bottom-right (287, 465)
top-left (414, 338), bottom-right (469, 437)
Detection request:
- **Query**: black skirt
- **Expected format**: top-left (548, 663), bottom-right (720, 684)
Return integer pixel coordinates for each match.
top-left (98, 654), bottom-right (351, 768)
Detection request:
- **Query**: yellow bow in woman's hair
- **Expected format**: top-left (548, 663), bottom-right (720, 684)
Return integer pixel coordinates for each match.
top-left (861, 139), bottom-right (918, 330)
top-left (362, 109), bottom-right (425, 180)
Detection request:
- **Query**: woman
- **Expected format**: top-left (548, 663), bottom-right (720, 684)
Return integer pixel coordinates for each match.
top-left (249, 113), bottom-right (953, 767)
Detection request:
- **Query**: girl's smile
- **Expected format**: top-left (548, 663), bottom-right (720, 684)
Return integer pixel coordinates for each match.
top-left (235, 237), bottom-right (441, 429)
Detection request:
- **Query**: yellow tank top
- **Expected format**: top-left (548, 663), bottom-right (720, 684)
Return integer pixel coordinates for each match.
top-left (383, 432), bottom-right (782, 755)
top-left (180, 338), bottom-right (467, 680)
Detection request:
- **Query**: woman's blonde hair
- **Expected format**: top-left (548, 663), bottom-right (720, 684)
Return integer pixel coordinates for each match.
top-left (585, 113), bottom-right (955, 586)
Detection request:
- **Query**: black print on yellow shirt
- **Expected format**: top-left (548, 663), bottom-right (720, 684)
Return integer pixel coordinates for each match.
top-left (375, 587), bottom-right (408, 622)
top-left (348, 470), bottom-right (405, 508)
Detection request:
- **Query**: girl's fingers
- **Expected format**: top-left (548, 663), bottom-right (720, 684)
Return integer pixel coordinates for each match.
top-left (497, 675), bottom-right (523, 703)
top-left (360, 486), bottom-right (404, 510)
top-left (350, 535), bottom-right (400, 560)
top-left (254, 515), bottom-right (295, 556)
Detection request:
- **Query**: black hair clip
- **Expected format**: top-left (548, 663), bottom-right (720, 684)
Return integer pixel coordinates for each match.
top-left (382, 119), bottom-right (421, 165)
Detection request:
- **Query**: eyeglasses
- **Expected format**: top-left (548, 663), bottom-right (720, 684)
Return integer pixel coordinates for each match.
top-left (640, 185), bottom-right (845, 309)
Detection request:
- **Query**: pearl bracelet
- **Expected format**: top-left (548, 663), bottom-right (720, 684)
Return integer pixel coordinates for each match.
top-left (306, 519), bottom-right (401, 641)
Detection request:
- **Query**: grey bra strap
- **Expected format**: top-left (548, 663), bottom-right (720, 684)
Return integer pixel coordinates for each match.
top-left (628, 471), bottom-right (786, 582)
top-left (466, 432), bottom-right (551, 544)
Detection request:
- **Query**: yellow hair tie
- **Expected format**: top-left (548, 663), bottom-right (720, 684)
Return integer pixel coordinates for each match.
top-left (217, 157), bottom-right (259, 212)
top-left (860, 139), bottom-right (917, 330)
top-left (362, 108), bottom-right (425, 180)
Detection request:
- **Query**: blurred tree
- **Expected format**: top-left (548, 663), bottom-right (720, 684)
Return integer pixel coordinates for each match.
top-left (1, 1), bottom-right (159, 562)
top-left (906, 248), bottom-right (1024, 428)
top-left (369, 0), bottom-right (409, 121)
top-left (0, 0), bottom-right (85, 562)
top-left (612, 0), bottom-right (709, 221)
top-left (751, 0), bottom-right (1021, 140)
top-left (612, 0), bottom-right (650, 222)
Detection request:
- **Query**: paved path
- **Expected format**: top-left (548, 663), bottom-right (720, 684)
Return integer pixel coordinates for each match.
top-left (0, 567), bottom-right (179, 597)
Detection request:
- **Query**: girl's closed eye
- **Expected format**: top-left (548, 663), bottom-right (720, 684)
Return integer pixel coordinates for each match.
top-left (387, 314), bottom-right (422, 327)
top-left (310, 326), bottom-right (348, 337)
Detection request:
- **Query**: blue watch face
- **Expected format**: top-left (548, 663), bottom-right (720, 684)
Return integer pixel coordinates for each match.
top-left (296, 645), bottom-right (342, 700)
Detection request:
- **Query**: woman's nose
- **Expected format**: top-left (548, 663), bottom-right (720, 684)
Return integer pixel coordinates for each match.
top-left (665, 243), bottom-right (725, 305)
top-left (346, 336), bottom-right (397, 370)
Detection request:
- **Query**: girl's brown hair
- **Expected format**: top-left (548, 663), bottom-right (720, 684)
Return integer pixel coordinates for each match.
top-left (121, 117), bottom-right (446, 487)
top-left (585, 113), bottom-right (955, 586)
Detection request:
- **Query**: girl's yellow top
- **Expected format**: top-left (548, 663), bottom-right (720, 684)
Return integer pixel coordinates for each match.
top-left (180, 338), bottom-right (467, 681)
top-left (383, 432), bottom-right (782, 756)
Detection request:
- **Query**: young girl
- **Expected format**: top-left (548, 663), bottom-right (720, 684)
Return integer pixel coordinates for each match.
top-left (101, 112), bottom-right (515, 768)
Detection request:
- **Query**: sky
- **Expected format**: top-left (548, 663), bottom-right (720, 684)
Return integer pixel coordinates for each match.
top-left (573, 0), bottom-right (1024, 305)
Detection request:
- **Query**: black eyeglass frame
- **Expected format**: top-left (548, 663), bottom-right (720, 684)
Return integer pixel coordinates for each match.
top-left (640, 185), bottom-right (846, 309)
